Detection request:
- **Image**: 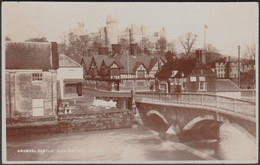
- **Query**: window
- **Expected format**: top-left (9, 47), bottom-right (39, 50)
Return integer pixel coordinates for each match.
top-left (137, 70), bottom-right (145, 78)
top-left (32, 73), bottom-right (42, 81)
top-left (199, 76), bottom-right (205, 81)
top-left (197, 76), bottom-right (206, 91)
top-left (190, 76), bottom-right (196, 82)
top-left (198, 81), bottom-right (207, 91)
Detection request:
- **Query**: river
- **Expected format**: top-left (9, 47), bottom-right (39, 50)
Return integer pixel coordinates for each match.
top-left (6, 123), bottom-right (256, 162)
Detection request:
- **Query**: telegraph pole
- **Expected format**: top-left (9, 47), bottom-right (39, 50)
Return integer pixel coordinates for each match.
top-left (238, 45), bottom-right (241, 88)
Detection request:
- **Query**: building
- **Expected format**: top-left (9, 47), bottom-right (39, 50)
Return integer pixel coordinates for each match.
top-left (155, 50), bottom-right (216, 93)
top-left (69, 22), bottom-right (86, 36)
top-left (72, 15), bottom-right (166, 50)
top-left (5, 42), bottom-right (59, 119)
top-left (106, 15), bottom-right (119, 45)
top-left (214, 57), bottom-right (255, 88)
top-left (81, 50), bottom-right (167, 91)
top-left (57, 54), bottom-right (84, 99)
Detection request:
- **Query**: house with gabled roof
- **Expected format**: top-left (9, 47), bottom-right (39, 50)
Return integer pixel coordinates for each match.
top-left (5, 42), bottom-right (59, 123)
top-left (155, 50), bottom-right (216, 93)
top-left (57, 54), bottom-right (83, 99)
top-left (81, 53), bottom-right (166, 91)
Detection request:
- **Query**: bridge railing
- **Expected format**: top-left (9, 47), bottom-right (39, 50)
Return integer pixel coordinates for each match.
top-left (135, 92), bottom-right (256, 118)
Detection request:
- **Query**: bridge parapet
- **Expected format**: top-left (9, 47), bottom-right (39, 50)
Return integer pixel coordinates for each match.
top-left (135, 92), bottom-right (256, 119)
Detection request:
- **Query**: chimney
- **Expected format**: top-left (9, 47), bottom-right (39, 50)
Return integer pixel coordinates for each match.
top-left (196, 49), bottom-right (206, 64)
top-left (201, 50), bottom-right (206, 64)
top-left (51, 42), bottom-right (59, 69)
top-left (104, 27), bottom-right (108, 47)
top-left (228, 56), bottom-right (231, 62)
top-left (112, 44), bottom-right (121, 55)
top-left (130, 43), bottom-right (138, 56)
top-left (98, 47), bottom-right (109, 55)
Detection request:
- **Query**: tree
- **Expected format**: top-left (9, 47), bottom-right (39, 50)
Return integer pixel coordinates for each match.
top-left (91, 36), bottom-right (103, 55)
top-left (179, 32), bottom-right (197, 58)
top-left (140, 37), bottom-right (153, 55)
top-left (119, 37), bottom-right (129, 54)
top-left (5, 36), bottom-right (11, 41)
top-left (25, 37), bottom-right (48, 42)
top-left (165, 51), bottom-right (176, 62)
top-left (167, 40), bottom-right (177, 54)
top-left (66, 33), bottom-right (90, 56)
top-left (205, 43), bottom-right (221, 64)
top-left (156, 37), bottom-right (167, 56)
top-left (243, 43), bottom-right (256, 60)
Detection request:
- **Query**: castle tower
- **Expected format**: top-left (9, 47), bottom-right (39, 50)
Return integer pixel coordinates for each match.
top-left (106, 15), bottom-right (118, 45)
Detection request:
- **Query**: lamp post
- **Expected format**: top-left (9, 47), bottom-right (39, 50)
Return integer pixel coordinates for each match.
top-left (238, 45), bottom-right (240, 88)
top-left (181, 72), bottom-right (184, 92)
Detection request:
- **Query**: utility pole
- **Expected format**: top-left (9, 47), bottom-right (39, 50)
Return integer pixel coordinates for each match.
top-left (204, 24), bottom-right (207, 49)
top-left (238, 45), bottom-right (241, 88)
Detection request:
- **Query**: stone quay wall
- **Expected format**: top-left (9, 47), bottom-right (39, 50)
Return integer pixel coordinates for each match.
top-left (6, 110), bottom-right (134, 136)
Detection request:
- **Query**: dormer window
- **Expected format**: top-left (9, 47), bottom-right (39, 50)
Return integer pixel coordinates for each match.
top-left (171, 70), bottom-right (178, 77)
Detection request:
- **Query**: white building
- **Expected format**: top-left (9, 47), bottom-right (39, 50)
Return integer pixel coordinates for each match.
top-left (57, 54), bottom-right (84, 99)
top-left (69, 22), bottom-right (86, 36)
top-left (106, 15), bottom-right (118, 45)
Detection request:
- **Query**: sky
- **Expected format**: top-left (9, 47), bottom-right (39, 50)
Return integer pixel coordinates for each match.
top-left (2, 2), bottom-right (258, 57)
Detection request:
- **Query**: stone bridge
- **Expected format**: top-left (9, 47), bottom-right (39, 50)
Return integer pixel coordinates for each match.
top-left (134, 92), bottom-right (256, 142)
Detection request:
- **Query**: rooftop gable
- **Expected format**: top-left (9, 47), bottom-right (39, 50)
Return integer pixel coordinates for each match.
top-left (59, 54), bottom-right (82, 68)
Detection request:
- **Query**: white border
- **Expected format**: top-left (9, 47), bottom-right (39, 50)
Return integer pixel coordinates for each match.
top-left (1, 2), bottom-right (259, 164)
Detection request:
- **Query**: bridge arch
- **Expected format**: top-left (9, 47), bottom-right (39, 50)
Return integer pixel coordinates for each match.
top-left (183, 115), bottom-right (217, 131)
top-left (146, 110), bottom-right (169, 125)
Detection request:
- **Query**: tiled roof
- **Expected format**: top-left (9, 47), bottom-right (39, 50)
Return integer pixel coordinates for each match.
top-left (93, 55), bottom-right (109, 71)
top-left (59, 54), bottom-right (82, 68)
top-left (5, 42), bottom-right (58, 69)
top-left (216, 79), bottom-right (241, 92)
top-left (82, 56), bottom-right (92, 71)
top-left (82, 53), bottom-right (165, 74)
top-left (155, 59), bottom-right (215, 79)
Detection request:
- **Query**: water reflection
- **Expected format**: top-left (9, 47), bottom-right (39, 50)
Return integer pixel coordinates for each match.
top-left (6, 124), bottom-right (256, 161)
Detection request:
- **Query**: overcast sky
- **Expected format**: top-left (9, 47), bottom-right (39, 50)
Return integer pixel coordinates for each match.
top-left (2, 2), bottom-right (258, 57)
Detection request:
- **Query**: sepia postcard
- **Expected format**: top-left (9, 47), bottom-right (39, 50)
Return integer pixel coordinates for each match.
top-left (1, 2), bottom-right (258, 164)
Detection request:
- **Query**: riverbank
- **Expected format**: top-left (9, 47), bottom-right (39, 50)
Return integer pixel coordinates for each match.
top-left (6, 110), bottom-right (135, 136)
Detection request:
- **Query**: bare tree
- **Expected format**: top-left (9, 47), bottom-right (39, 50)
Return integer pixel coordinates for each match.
top-left (167, 40), bottom-right (177, 54)
top-left (205, 43), bottom-right (221, 63)
top-left (179, 32), bottom-right (197, 58)
top-left (67, 33), bottom-right (90, 56)
top-left (156, 37), bottom-right (167, 56)
top-left (243, 43), bottom-right (256, 60)
top-left (119, 37), bottom-right (129, 54)
top-left (91, 36), bottom-right (103, 55)
top-left (140, 37), bottom-right (153, 55)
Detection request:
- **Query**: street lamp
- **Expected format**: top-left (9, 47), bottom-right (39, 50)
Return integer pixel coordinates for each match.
top-left (181, 72), bottom-right (184, 91)
top-left (238, 45), bottom-right (240, 88)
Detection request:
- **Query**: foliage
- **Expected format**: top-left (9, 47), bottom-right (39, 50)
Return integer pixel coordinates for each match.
top-left (205, 43), bottom-right (221, 64)
top-left (155, 37), bottom-right (167, 56)
top-left (243, 43), bottom-right (255, 61)
top-left (179, 32), bottom-right (197, 58)
top-left (165, 51), bottom-right (176, 62)
top-left (118, 37), bottom-right (129, 54)
top-left (140, 37), bottom-right (153, 55)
